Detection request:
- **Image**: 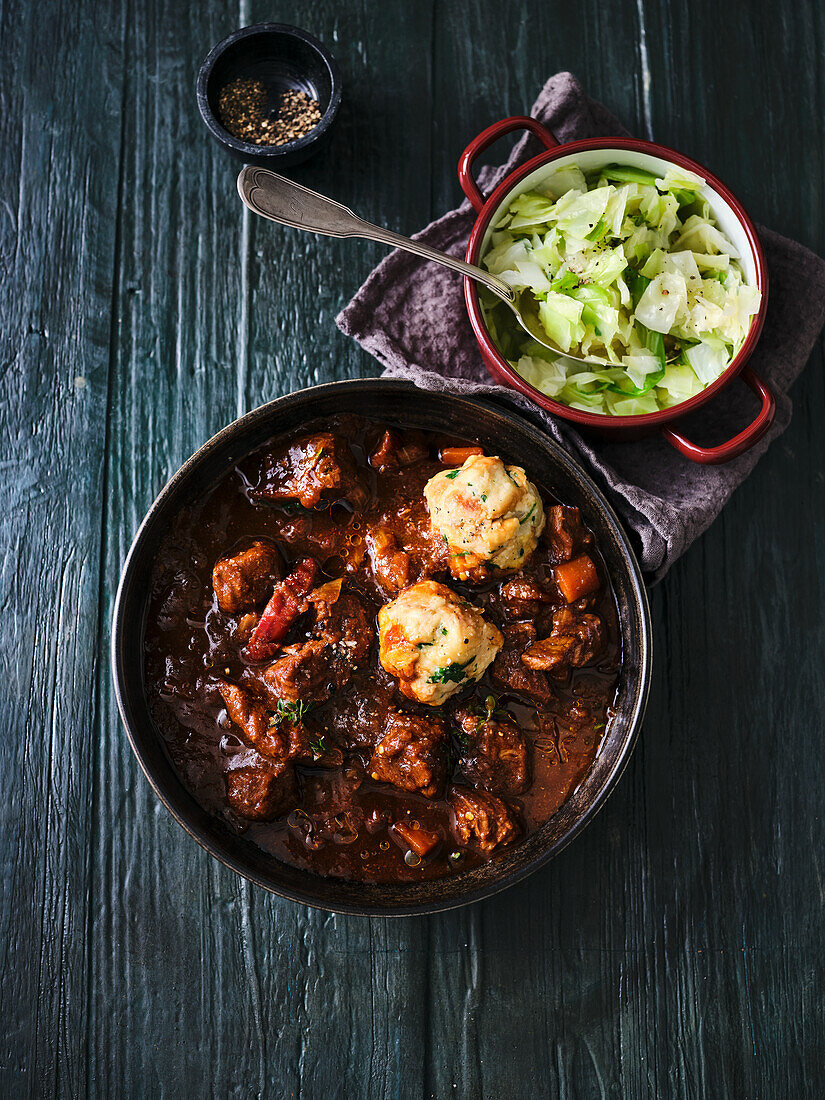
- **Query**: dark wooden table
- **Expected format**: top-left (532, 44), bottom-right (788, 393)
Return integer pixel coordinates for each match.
top-left (3, 1), bottom-right (824, 1095)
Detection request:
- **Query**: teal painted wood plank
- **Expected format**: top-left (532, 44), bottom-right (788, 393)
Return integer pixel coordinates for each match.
top-left (1, 0), bottom-right (824, 1096)
top-left (88, 3), bottom-right (438, 1099)
top-left (0, 0), bottom-right (127, 1095)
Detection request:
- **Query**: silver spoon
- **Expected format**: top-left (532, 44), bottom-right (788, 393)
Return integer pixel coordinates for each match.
top-left (236, 165), bottom-right (594, 362)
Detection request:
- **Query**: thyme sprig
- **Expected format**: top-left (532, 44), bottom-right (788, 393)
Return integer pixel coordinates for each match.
top-left (268, 698), bottom-right (314, 727)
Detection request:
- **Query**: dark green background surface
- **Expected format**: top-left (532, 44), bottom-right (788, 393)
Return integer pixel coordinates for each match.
top-left (2, 1), bottom-right (824, 1096)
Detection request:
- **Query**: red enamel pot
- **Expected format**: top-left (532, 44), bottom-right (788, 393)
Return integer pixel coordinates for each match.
top-left (459, 116), bottom-right (774, 464)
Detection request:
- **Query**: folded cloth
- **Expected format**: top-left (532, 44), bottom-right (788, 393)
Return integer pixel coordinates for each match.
top-left (337, 72), bottom-right (825, 582)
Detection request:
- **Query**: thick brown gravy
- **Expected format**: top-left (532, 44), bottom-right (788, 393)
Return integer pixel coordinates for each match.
top-left (144, 415), bottom-right (621, 883)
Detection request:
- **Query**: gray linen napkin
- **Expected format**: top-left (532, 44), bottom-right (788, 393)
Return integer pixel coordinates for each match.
top-left (337, 72), bottom-right (825, 581)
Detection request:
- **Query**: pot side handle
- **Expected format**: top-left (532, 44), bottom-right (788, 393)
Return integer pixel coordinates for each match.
top-left (458, 116), bottom-right (559, 213)
top-left (661, 367), bottom-right (776, 464)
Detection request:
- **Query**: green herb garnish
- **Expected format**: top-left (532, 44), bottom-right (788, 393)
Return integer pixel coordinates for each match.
top-left (520, 503), bottom-right (536, 525)
top-left (308, 734), bottom-right (328, 756)
top-left (471, 693), bottom-right (507, 725)
top-left (428, 658), bottom-right (474, 685)
top-left (269, 698), bottom-right (314, 727)
top-left (444, 470), bottom-right (460, 480)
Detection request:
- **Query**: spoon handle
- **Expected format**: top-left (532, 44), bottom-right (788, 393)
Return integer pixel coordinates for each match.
top-left (237, 166), bottom-right (515, 304)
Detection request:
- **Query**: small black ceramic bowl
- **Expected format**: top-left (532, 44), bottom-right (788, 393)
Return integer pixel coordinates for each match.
top-left (196, 23), bottom-right (342, 168)
top-left (112, 380), bottom-right (652, 916)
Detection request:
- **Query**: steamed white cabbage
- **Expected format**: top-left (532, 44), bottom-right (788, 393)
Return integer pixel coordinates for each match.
top-left (480, 162), bottom-right (761, 416)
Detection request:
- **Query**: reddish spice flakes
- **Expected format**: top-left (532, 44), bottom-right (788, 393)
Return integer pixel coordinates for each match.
top-left (217, 78), bottom-right (322, 146)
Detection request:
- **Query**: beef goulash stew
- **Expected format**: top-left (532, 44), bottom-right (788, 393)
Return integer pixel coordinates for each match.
top-left (145, 416), bottom-right (622, 883)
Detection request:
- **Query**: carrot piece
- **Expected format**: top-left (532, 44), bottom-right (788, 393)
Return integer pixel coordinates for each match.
top-left (392, 821), bottom-right (441, 858)
top-left (554, 554), bottom-right (600, 603)
top-left (439, 445), bottom-right (484, 466)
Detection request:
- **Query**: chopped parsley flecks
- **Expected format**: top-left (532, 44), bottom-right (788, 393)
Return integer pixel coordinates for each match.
top-left (428, 658), bottom-right (474, 685)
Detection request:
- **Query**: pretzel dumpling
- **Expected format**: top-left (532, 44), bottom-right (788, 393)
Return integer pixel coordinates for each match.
top-left (424, 455), bottom-right (545, 579)
top-left (378, 580), bottom-right (503, 706)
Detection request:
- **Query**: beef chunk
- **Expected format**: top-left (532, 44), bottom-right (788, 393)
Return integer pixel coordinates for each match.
top-left (218, 681), bottom-right (287, 761)
top-left (448, 787), bottom-right (519, 853)
top-left (312, 586), bottom-right (373, 680)
top-left (242, 557), bottom-right (318, 663)
top-left (218, 681), bottom-right (303, 764)
top-left (261, 640), bottom-right (330, 704)
top-left (260, 585), bottom-right (374, 704)
top-left (366, 496), bottom-right (449, 596)
top-left (546, 505), bottom-right (590, 564)
top-left (490, 624), bottom-right (554, 704)
top-left (225, 761), bottom-right (298, 821)
top-left (369, 429), bottom-right (429, 472)
top-left (325, 679), bottom-right (397, 751)
top-left (366, 528), bottom-right (411, 594)
top-left (454, 706), bottom-right (529, 796)
top-left (522, 607), bottom-right (604, 675)
top-left (368, 712), bottom-right (448, 798)
top-left (218, 680), bottom-right (339, 767)
top-left (266, 511), bottom-right (341, 559)
top-left (251, 433), bottom-right (366, 509)
top-left (212, 541), bottom-right (280, 613)
top-left (494, 573), bottom-right (559, 624)
top-left (283, 720), bottom-right (344, 768)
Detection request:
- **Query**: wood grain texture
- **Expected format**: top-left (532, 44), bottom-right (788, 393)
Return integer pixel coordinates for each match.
top-left (1, 0), bottom-right (823, 1096)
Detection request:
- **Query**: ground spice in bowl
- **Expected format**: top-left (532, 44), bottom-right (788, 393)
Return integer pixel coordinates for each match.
top-left (217, 77), bottom-right (322, 146)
